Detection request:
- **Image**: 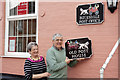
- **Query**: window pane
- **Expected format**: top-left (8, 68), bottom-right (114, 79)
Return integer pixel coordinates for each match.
top-left (28, 19), bottom-right (36, 35)
top-left (16, 20), bottom-right (27, 36)
top-left (18, 20), bottom-right (23, 36)
top-left (28, 19), bottom-right (31, 35)
top-left (32, 19), bottom-right (36, 34)
top-left (9, 1), bottom-right (35, 16)
top-left (9, 21), bottom-right (19, 36)
top-left (15, 21), bottom-right (17, 36)
top-left (10, 8), bottom-right (14, 16)
top-left (16, 37), bottom-right (26, 52)
top-left (28, 2), bottom-right (35, 14)
top-left (28, 37), bottom-right (36, 43)
top-left (9, 21), bottom-right (15, 36)
top-left (23, 20), bottom-right (27, 35)
top-left (8, 19), bottom-right (36, 52)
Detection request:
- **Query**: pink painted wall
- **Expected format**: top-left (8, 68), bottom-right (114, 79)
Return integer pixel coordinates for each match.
top-left (38, 2), bottom-right (118, 78)
top-left (0, 2), bottom-right (5, 56)
top-left (0, 1), bottom-right (119, 78)
top-left (0, 1), bottom-right (3, 73)
top-left (0, 2), bottom-right (26, 75)
top-left (2, 58), bottom-right (25, 75)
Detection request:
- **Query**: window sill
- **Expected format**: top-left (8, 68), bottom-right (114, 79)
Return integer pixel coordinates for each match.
top-left (7, 14), bottom-right (37, 21)
top-left (0, 52), bottom-right (30, 58)
top-left (0, 55), bottom-right (29, 58)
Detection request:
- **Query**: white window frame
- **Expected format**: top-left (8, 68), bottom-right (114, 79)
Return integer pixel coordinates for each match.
top-left (4, 0), bottom-right (38, 58)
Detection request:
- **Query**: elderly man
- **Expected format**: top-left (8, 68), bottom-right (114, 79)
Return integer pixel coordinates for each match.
top-left (46, 33), bottom-right (80, 78)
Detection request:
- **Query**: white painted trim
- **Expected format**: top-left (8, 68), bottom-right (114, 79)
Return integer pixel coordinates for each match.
top-left (9, 35), bottom-right (36, 37)
top-left (5, 52), bottom-right (30, 56)
top-left (100, 38), bottom-right (120, 80)
top-left (36, 0), bottom-right (38, 44)
top-left (4, 0), bottom-right (38, 58)
top-left (4, 52), bottom-right (30, 58)
top-left (7, 14), bottom-right (37, 21)
top-left (5, 0), bottom-right (9, 56)
top-left (0, 55), bottom-right (30, 58)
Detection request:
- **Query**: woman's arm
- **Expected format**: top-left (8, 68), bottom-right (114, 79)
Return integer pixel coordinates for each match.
top-left (24, 60), bottom-right (33, 80)
top-left (32, 72), bottom-right (50, 79)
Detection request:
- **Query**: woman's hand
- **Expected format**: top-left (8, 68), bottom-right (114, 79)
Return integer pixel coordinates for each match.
top-left (32, 72), bottom-right (51, 79)
top-left (43, 72), bottom-right (51, 77)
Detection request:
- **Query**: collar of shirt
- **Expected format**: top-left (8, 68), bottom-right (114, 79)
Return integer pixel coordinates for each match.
top-left (53, 45), bottom-right (64, 51)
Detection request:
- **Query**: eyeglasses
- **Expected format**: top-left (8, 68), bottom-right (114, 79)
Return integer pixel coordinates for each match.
top-left (55, 39), bottom-right (63, 41)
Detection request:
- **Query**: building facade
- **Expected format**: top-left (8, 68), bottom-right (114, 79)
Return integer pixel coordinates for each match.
top-left (0, 0), bottom-right (119, 79)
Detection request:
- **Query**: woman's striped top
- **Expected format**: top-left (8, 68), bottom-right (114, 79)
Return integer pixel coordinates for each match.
top-left (24, 56), bottom-right (47, 80)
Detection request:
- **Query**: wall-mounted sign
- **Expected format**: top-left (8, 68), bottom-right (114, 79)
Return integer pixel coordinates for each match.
top-left (8, 37), bottom-right (16, 52)
top-left (76, 3), bottom-right (104, 25)
top-left (18, 2), bottom-right (28, 15)
top-left (65, 38), bottom-right (92, 59)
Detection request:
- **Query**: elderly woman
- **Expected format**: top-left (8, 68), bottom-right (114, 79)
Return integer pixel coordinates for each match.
top-left (24, 42), bottom-right (50, 80)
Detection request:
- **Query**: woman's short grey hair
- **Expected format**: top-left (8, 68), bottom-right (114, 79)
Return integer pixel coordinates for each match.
top-left (27, 42), bottom-right (38, 51)
top-left (52, 33), bottom-right (63, 40)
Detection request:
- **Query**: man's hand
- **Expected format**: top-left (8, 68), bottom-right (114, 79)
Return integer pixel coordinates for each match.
top-left (65, 57), bottom-right (73, 64)
top-left (77, 58), bottom-right (85, 61)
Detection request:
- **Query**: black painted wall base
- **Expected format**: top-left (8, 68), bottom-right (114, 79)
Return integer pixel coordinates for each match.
top-left (0, 73), bottom-right (25, 80)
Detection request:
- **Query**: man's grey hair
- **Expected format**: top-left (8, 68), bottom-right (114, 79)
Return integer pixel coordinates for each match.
top-left (52, 33), bottom-right (63, 40)
top-left (27, 42), bottom-right (38, 51)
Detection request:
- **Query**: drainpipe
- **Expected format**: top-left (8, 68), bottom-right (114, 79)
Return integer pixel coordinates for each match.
top-left (100, 38), bottom-right (120, 80)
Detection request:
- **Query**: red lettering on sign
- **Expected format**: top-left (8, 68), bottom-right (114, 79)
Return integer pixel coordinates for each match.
top-left (18, 2), bottom-right (28, 15)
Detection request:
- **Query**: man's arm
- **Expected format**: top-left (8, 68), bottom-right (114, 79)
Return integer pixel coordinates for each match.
top-left (68, 58), bottom-right (85, 67)
top-left (68, 59), bottom-right (78, 67)
top-left (46, 50), bottom-right (67, 72)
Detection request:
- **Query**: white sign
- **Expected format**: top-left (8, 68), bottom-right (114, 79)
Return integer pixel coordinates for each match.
top-left (9, 40), bottom-right (15, 52)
